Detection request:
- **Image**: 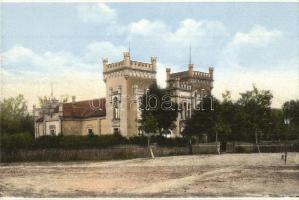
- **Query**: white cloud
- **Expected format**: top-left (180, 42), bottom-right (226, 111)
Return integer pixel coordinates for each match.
top-left (77, 3), bottom-right (117, 24)
top-left (213, 25), bottom-right (296, 108)
top-left (213, 59), bottom-right (299, 108)
top-left (128, 19), bottom-right (168, 36)
top-left (127, 18), bottom-right (228, 48)
top-left (230, 25), bottom-right (282, 48)
top-left (2, 16), bottom-right (295, 110)
top-left (2, 45), bottom-right (96, 73)
top-left (1, 41), bottom-right (127, 109)
top-left (2, 69), bottom-right (106, 111)
top-left (219, 25), bottom-right (284, 72)
top-left (84, 41), bottom-right (126, 62)
top-left (2, 45), bottom-right (35, 63)
top-left (170, 19), bottom-right (228, 45)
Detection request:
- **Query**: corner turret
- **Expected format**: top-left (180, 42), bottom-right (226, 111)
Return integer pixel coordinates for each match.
top-left (102, 58), bottom-right (108, 72)
top-left (188, 64), bottom-right (194, 77)
top-left (151, 57), bottom-right (157, 71)
top-left (209, 66), bottom-right (214, 78)
top-left (123, 52), bottom-right (131, 66)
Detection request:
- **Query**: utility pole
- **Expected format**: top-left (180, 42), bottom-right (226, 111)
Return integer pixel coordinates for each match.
top-left (284, 117), bottom-right (290, 164)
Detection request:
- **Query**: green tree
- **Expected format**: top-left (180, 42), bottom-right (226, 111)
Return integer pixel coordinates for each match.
top-left (219, 91), bottom-right (237, 142)
top-left (183, 96), bottom-right (222, 142)
top-left (139, 112), bottom-right (158, 158)
top-left (0, 94), bottom-right (34, 135)
top-left (236, 85), bottom-right (273, 142)
top-left (140, 113), bottom-right (158, 134)
top-left (282, 100), bottom-right (299, 139)
top-left (140, 83), bottom-right (178, 135)
top-left (183, 86), bottom-right (279, 144)
top-left (268, 108), bottom-right (284, 140)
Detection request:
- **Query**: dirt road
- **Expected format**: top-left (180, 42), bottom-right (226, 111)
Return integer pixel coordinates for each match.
top-left (1, 153), bottom-right (299, 197)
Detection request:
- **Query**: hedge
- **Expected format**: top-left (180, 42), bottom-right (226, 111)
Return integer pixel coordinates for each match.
top-left (1, 133), bottom-right (189, 152)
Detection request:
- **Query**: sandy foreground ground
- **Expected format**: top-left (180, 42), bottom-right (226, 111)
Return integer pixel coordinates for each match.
top-left (0, 153), bottom-right (299, 197)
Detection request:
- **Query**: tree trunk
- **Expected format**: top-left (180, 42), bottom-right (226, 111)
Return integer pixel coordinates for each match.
top-left (255, 128), bottom-right (260, 153)
top-left (188, 138), bottom-right (193, 155)
top-left (148, 136), bottom-right (155, 159)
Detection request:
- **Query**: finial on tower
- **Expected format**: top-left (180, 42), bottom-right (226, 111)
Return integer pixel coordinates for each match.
top-left (129, 41), bottom-right (131, 53)
top-left (188, 42), bottom-right (194, 77)
top-left (189, 42), bottom-right (192, 65)
top-left (50, 82), bottom-right (53, 100)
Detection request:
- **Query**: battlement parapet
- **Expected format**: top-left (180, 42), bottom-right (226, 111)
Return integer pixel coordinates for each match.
top-left (130, 61), bottom-right (154, 71)
top-left (192, 71), bottom-right (212, 79)
top-left (104, 61), bottom-right (155, 73)
top-left (169, 71), bottom-right (189, 79)
top-left (105, 61), bottom-right (124, 70)
top-left (103, 52), bottom-right (156, 73)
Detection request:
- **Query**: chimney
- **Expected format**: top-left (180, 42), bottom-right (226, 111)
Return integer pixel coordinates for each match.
top-left (72, 96), bottom-right (76, 103)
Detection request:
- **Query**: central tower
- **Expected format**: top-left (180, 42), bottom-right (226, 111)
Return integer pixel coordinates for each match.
top-left (103, 52), bottom-right (157, 137)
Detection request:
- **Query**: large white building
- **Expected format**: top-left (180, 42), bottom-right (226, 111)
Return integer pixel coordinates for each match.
top-left (34, 51), bottom-right (213, 138)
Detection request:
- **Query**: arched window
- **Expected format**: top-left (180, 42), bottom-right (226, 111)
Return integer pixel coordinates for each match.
top-left (113, 96), bottom-right (120, 120)
top-left (187, 103), bottom-right (191, 118)
top-left (179, 103), bottom-right (183, 118)
top-left (137, 96), bottom-right (143, 120)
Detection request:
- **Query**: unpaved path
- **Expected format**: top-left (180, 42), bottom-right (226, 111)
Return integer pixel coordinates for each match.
top-left (1, 153), bottom-right (298, 197)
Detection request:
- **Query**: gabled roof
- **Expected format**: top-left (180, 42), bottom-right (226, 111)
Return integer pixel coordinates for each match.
top-left (63, 98), bottom-right (106, 118)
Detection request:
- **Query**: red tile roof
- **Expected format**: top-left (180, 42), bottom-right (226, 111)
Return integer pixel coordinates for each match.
top-left (63, 98), bottom-right (106, 118)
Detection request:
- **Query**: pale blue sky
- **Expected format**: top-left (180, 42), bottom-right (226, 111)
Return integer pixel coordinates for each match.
top-left (1, 3), bottom-right (299, 108)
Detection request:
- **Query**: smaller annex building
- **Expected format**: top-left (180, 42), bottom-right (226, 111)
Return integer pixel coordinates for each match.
top-left (34, 98), bottom-right (108, 137)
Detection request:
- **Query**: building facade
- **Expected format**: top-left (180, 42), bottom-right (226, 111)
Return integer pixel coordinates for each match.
top-left (166, 64), bottom-right (214, 136)
top-left (103, 52), bottom-right (156, 137)
top-left (34, 51), bottom-right (213, 138)
top-left (34, 98), bottom-right (107, 137)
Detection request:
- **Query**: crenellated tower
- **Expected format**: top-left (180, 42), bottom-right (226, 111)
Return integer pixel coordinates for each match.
top-left (103, 52), bottom-right (156, 137)
top-left (166, 63), bottom-right (214, 136)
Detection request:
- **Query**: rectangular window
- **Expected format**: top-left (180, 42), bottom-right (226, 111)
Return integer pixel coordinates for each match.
top-left (88, 128), bottom-right (94, 136)
top-left (113, 128), bottom-right (119, 134)
top-left (49, 125), bottom-right (56, 136)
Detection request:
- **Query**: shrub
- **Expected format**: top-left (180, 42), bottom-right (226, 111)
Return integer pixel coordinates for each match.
top-left (129, 135), bottom-right (188, 147)
top-left (129, 136), bottom-right (148, 146)
top-left (1, 132), bottom-right (34, 151)
top-left (1, 133), bottom-right (190, 152)
top-left (34, 135), bottom-right (61, 149)
top-left (153, 135), bottom-right (188, 147)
